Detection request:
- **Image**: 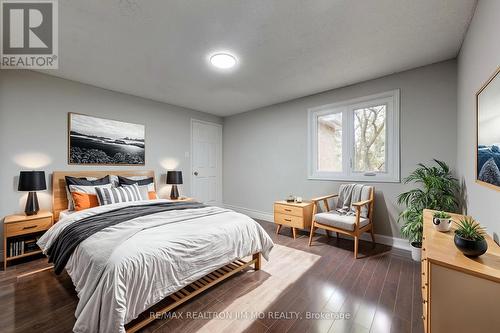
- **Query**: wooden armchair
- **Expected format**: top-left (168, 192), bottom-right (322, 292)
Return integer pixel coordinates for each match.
top-left (308, 185), bottom-right (375, 258)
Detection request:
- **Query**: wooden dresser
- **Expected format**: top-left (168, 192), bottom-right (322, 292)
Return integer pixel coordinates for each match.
top-left (273, 201), bottom-right (313, 239)
top-left (421, 209), bottom-right (500, 333)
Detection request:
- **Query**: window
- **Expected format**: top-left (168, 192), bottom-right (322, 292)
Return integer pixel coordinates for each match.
top-left (308, 90), bottom-right (400, 182)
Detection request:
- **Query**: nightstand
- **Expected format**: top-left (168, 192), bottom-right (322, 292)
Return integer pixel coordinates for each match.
top-left (3, 211), bottom-right (53, 270)
top-left (273, 201), bottom-right (313, 239)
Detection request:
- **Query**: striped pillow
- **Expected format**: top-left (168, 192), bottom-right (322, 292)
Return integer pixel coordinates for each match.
top-left (118, 176), bottom-right (157, 199)
top-left (123, 184), bottom-right (149, 200)
top-left (95, 183), bottom-right (142, 206)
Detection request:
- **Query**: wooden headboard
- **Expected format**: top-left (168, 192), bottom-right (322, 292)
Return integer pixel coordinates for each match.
top-left (52, 170), bottom-right (155, 221)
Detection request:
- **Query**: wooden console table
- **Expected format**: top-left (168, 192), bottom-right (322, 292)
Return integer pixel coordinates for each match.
top-left (421, 209), bottom-right (500, 333)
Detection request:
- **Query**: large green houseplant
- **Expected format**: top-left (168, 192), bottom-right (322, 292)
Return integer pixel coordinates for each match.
top-left (398, 159), bottom-right (459, 261)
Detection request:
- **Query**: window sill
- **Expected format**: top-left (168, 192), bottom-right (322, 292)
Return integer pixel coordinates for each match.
top-left (307, 175), bottom-right (400, 183)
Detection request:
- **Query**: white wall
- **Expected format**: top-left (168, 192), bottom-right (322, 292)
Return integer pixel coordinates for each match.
top-left (0, 70), bottom-right (222, 251)
top-left (223, 60), bottom-right (458, 239)
top-left (457, 0), bottom-right (500, 242)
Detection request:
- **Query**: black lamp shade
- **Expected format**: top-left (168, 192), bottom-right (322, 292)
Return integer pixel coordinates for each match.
top-left (166, 171), bottom-right (183, 185)
top-left (18, 171), bottom-right (47, 191)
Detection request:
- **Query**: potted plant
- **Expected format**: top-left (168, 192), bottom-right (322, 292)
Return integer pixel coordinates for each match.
top-left (454, 217), bottom-right (488, 257)
top-left (398, 208), bottom-right (423, 261)
top-left (432, 211), bottom-right (453, 232)
top-left (398, 159), bottom-right (459, 261)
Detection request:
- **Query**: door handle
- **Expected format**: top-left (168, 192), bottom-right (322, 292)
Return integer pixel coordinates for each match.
top-left (194, 171), bottom-right (199, 176)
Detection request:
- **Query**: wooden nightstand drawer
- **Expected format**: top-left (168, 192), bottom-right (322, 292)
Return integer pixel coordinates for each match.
top-left (5, 217), bottom-right (52, 237)
top-left (274, 203), bottom-right (303, 217)
top-left (273, 200), bottom-right (313, 239)
top-left (274, 213), bottom-right (304, 228)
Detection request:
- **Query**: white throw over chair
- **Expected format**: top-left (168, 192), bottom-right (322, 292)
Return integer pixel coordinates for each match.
top-left (308, 184), bottom-right (375, 258)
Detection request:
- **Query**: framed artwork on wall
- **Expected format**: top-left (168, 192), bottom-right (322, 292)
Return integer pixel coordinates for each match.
top-left (476, 67), bottom-right (500, 190)
top-left (68, 113), bottom-right (145, 165)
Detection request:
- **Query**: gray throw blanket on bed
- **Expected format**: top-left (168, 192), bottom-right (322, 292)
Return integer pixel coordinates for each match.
top-left (47, 201), bottom-right (206, 274)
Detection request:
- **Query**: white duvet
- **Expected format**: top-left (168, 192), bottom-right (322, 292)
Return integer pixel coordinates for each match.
top-left (38, 199), bottom-right (274, 333)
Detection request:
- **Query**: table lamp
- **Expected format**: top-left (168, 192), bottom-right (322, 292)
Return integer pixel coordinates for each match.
top-left (18, 171), bottom-right (47, 215)
top-left (166, 171), bottom-right (183, 200)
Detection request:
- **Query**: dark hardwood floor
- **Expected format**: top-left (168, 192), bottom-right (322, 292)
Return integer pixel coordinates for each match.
top-left (0, 220), bottom-right (423, 333)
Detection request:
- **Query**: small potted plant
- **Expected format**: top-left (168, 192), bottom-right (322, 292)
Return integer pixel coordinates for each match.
top-left (432, 211), bottom-right (453, 232)
top-left (454, 217), bottom-right (488, 257)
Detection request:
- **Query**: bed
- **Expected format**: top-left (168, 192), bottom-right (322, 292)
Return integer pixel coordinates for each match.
top-left (37, 170), bottom-right (274, 333)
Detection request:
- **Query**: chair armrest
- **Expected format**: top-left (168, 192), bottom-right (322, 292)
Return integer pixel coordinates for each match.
top-left (311, 194), bottom-right (338, 202)
top-left (351, 199), bottom-right (373, 207)
top-left (352, 199), bottom-right (373, 229)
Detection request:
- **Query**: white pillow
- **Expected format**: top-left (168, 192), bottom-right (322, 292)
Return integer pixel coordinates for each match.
top-left (123, 184), bottom-right (150, 201)
top-left (65, 177), bottom-right (99, 210)
top-left (69, 183), bottom-right (112, 195)
top-left (68, 184), bottom-right (113, 211)
top-left (118, 175), bottom-right (157, 198)
top-left (126, 176), bottom-right (155, 192)
top-left (126, 176), bottom-right (148, 180)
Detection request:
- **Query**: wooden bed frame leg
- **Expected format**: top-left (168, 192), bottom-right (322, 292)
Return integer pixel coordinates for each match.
top-left (17, 265), bottom-right (54, 279)
top-left (125, 256), bottom-right (262, 333)
top-left (253, 253), bottom-right (261, 270)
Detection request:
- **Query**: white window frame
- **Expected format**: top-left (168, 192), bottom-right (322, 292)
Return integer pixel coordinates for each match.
top-left (308, 89), bottom-right (400, 182)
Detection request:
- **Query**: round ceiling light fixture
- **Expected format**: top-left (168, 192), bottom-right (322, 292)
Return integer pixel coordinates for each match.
top-left (209, 53), bottom-right (237, 69)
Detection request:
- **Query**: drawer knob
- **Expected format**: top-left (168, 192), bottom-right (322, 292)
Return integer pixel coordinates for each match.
top-left (285, 209), bottom-right (292, 212)
top-left (22, 225), bottom-right (37, 230)
top-left (422, 315), bottom-right (425, 320)
top-left (284, 219), bottom-right (291, 222)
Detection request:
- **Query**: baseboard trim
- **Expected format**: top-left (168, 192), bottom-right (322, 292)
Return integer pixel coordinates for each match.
top-left (224, 203), bottom-right (411, 252)
top-left (224, 204), bottom-right (275, 222)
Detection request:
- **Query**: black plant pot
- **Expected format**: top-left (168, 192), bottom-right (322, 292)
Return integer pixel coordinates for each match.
top-left (454, 234), bottom-right (488, 257)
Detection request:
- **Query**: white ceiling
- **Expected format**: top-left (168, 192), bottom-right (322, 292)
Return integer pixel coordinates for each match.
top-left (41, 0), bottom-right (476, 116)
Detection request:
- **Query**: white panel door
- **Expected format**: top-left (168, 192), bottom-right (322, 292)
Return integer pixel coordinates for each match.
top-left (191, 120), bottom-right (222, 205)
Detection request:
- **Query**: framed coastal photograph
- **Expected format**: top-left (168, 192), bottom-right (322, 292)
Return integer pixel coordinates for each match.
top-left (68, 113), bottom-right (145, 165)
top-left (476, 67), bottom-right (500, 190)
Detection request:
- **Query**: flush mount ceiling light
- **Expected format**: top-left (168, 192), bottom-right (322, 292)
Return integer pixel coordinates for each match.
top-left (209, 53), bottom-right (237, 69)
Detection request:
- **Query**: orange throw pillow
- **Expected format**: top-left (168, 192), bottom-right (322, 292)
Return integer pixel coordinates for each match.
top-left (72, 192), bottom-right (99, 211)
top-left (148, 191), bottom-right (157, 200)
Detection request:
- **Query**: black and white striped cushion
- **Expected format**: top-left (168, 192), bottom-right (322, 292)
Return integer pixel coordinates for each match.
top-left (95, 183), bottom-right (142, 206)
